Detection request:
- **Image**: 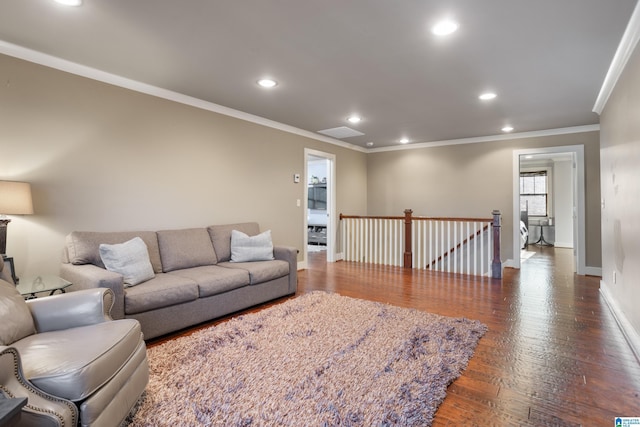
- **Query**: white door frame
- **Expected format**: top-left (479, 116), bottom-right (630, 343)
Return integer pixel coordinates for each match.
top-left (304, 148), bottom-right (336, 263)
top-left (512, 145), bottom-right (586, 274)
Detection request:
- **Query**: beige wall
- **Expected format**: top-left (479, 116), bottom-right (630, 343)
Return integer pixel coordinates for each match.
top-left (0, 54), bottom-right (367, 277)
top-left (366, 131), bottom-right (602, 267)
top-left (600, 40), bottom-right (640, 335)
top-left (0, 51), bottom-right (604, 280)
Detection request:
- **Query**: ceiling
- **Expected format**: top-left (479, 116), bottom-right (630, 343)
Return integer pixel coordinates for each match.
top-left (0, 0), bottom-right (636, 149)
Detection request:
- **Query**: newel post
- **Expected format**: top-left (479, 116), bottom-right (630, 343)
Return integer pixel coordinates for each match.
top-left (403, 209), bottom-right (413, 268)
top-left (491, 210), bottom-right (502, 279)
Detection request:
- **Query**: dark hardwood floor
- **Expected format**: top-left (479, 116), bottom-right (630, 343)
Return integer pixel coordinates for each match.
top-left (150, 245), bottom-right (640, 425)
top-left (298, 246), bottom-right (640, 426)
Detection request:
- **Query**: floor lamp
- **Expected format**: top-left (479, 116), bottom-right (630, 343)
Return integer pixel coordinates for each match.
top-left (0, 181), bottom-right (34, 282)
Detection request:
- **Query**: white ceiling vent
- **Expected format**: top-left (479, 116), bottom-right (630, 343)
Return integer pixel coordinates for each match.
top-left (317, 126), bottom-right (365, 139)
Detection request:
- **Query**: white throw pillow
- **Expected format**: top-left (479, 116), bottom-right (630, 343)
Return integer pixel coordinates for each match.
top-left (0, 279), bottom-right (36, 345)
top-left (99, 237), bottom-right (155, 286)
top-left (230, 229), bottom-right (275, 262)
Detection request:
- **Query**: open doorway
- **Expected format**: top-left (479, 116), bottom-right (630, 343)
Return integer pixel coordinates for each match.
top-left (518, 152), bottom-right (576, 269)
top-left (304, 149), bottom-right (336, 264)
top-left (512, 145), bottom-right (586, 274)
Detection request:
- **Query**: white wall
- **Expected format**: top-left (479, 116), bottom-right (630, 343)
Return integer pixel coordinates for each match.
top-left (307, 159), bottom-right (328, 184)
top-left (553, 159), bottom-right (574, 248)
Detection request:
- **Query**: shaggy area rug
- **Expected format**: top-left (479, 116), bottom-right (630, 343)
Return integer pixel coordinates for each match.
top-left (123, 291), bottom-right (487, 426)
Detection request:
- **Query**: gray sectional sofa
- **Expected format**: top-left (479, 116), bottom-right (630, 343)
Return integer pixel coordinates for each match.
top-left (60, 222), bottom-right (297, 340)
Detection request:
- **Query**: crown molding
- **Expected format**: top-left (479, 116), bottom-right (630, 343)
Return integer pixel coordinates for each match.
top-left (593, 1), bottom-right (640, 114)
top-left (0, 40), bottom-right (367, 153)
top-left (367, 124), bottom-right (600, 153)
top-left (0, 40), bottom-right (603, 156)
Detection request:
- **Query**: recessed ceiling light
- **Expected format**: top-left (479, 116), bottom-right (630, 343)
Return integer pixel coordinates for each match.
top-left (366, 142), bottom-right (374, 147)
top-left (479, 92), bottom-right (497, 101)
top-left (347, 115), bottom-right (362, 124)
top-left (400, 138), bottom-right (410, 144)
top-left (502, 126), bottom-right (514, 133)
top-left (257, 79), bottom-right (277, 88)
top-left (431, 20), bottom-right (459, 36)
top-left (54, 0), bottom-right (82, 5)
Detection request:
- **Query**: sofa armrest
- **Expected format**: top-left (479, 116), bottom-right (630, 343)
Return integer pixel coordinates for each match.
top-left (60, 263), bottom-right (126, 319)
top-left (26, 288), bottom-right (115, 333)
top-left (273, 246), bottom-right (298, 294)
top-left (0, 346), bottom-right (78, 427)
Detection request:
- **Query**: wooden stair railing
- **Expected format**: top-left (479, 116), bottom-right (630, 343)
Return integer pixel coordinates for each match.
top-left (339, 209), bottom-right (502, 278)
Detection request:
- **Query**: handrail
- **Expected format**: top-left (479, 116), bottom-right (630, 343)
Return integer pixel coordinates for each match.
top-left (340, 213), bottom-right (493, 222)
top-left (339, 214), bottom-right (405, 220)
top-left (414, 216), bottom-right (493, 222)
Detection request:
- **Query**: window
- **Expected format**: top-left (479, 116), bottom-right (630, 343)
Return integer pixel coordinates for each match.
top-left (520, 171), bottom-right (547, 216)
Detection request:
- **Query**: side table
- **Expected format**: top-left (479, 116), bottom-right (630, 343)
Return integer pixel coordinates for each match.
top-left (0, 397), bottom-right (27, 427)
top-left (16, 275), bottom-right (72, 299)
top-left (532, 223), bottom-right (554, 246)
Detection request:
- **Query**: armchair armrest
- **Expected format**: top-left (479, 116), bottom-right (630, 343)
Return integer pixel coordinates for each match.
top-left (26, 288), bottom-right (114, 333)
top-left (60, 263), bottom-right (126, 319)
top-left (273, 246), bottom-right (298, 294)
top-left (0, 346), bottom-right (77, 427)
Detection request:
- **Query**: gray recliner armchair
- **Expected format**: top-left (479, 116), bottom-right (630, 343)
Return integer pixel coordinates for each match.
top-left (0, 266), bottom-right (148, 427)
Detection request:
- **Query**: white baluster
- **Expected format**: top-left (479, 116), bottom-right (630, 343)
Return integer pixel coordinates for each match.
top-left (487, 220), bottom-right (493, 276)
top-left (430, 221), bottom-right (434, 270)
top-left (468, 221), bottom-right (471, 274)
top-left (480, 221), bottom-right (484, 275)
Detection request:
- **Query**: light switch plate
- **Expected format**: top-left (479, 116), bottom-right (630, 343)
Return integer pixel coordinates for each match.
top-left (293, 173), bottom-right (300, 183)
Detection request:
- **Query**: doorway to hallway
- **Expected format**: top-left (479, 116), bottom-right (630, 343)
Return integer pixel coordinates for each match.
top-left (304, 149), bottom-right (336, 265)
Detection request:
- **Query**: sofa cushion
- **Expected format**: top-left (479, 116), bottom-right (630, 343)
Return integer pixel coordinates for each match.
top-left (157, 228), bottom-right (217, 272)
top-left (168, 265), bottom-right (250, 298)
top-left (66, 231), bottom-right (163, 274)
top-left (99, 237), bottom-right (155, 286)
top-left (123, 274), bottom-right (199, 315)
top-left (231, 229), bottom-right (275, 262)
top-left (13, 319), bottom-right (142, 402)
top-left (218, 260), bottom-right (290, 285)
top-left (0, 279), bottom-right (35, 345)
top-left (208, 222), bottom-right (260, 263)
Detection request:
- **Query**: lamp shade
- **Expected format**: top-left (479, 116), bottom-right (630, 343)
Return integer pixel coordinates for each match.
top-left (0, 181), bottom-right (34, 215)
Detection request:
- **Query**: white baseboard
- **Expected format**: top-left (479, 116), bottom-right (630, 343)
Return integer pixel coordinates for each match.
top-left (584, 266), bottom-right (602, 277)
top-left (553, 242), bottom-right (574, 249)
top-left (600, 281), bottom-right (640, 363)
top-left (503, 258), bottom-right (516, 268)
